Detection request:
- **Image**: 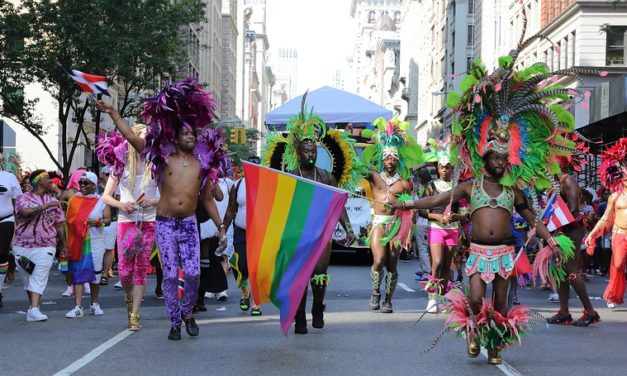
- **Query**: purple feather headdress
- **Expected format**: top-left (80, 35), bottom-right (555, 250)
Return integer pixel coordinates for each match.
top-left (96, 130), bottom-right (128, 178)
top-left (140, 78), bottom-right (231, 183)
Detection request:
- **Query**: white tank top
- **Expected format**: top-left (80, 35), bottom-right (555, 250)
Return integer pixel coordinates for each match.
top-left (234, 178), bottom-right (246, 230)
top-left (117, 166), bottom-right (159, 223)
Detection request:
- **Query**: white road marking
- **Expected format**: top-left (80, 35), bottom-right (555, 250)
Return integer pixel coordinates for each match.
top-left (398, 282), bottom-right (415, 292)
top-left (479, 347), bottom-right (525, 376)
top-left (52, 330), bottom-right (134, 376)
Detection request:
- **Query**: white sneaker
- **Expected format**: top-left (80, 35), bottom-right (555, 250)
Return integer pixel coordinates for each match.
top-left (27, 307), bottom-right (48, 322)
top-left (217, 290), bottom-right (228, 301)
top-left (205, 292), bottom-right (216, 299)
top-left (426, 299), bottom-right (439, 314)
top-left (90, 303), bottom-right (104, 316)
top-left (114, 281), bottom-right (123, 289)
top-left (84, 283), bottom-right (91, 295)
top-left (61, 285), bottom-right (73, 297)
top-left (607, 301), bottom-right (617, 310)
top-left (548, 293), bottom-right (559, 302)
top-left (65, 306), bottom-right (84, 318)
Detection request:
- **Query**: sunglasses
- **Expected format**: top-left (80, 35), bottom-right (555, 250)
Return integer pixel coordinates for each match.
top-left (79, 180), bottom-right (93, 186)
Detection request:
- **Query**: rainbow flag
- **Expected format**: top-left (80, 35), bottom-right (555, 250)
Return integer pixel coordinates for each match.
top-left (243, 162), bottom-right (348, 335)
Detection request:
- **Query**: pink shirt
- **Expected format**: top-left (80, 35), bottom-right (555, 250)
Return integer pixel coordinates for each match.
top-left (15, 192), bottom-right (65, 248)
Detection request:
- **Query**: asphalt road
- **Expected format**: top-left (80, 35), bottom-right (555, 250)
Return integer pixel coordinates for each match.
top-left (1, 253), bottom-right (626, 376)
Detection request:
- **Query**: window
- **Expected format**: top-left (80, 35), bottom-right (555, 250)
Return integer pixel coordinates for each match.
top-left (394, 11), bottom-right (401, 23)
top-left (452, 31), bottom-right (455, 50)
top-left (467, 25), bottom-right (474, 47)
top-left (467, 56), bottom-right (472, 70)
top-left (368, 10), bottom-right (376, 24)
top-left (606, 25), bottom-right (627, 65)
top-left (468, 0), bottom-right (474, 15)
top-left (570, 30), bottom-right (577, 65)
top-left (556, 42), bottom-right (561, 70)
top-left (564, 36), bottom-right (569, 67)
top-left (451, 62), bottom-right (455, 76)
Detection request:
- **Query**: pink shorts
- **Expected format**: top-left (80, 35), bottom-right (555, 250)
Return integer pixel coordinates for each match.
top-left (117, 222), bottom-right (156, 286)
top-left (427, 227), bottom-right (459, 247)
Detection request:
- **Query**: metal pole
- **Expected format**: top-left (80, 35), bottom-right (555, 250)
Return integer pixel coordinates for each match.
top-left (93, 93), bottom-right (102, 172)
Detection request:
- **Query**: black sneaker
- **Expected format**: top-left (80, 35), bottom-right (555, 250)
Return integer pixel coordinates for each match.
top-left (155, 289), bottom-right (164, 300)
top-left (184, 317), bottom-right (199, 336)
top-left (168, 325), bottom-right (181, 340)
top-left (399, 252), bottom-right (412, 262)
top-left (0, 293), bottom-right (3, 308)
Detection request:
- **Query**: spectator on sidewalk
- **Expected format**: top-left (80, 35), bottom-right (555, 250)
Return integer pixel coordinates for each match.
top-left (65, 172), bottom-right (111, 319)
top-left (0, 152), bottom-right (22, 308)
top-left (13, 169), bottom-right (68, 321)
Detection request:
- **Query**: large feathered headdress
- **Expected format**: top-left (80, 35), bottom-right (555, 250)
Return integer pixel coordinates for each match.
top-left (361, 117), bottom-right (424, 180)
top-left (600, 137), bottom-right (627, 193)
top-left (140, 78), bottom-right (231, 184)
top-left (423, 136), bottom-right (458, 166)
top-left (446, 6), bottom-right (603, 189)
top-left (261, 92), bottom-right (365, 191)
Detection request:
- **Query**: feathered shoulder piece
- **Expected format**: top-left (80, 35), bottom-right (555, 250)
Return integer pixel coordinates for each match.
top-left (600, 137), bottom-right (627, 193)
top-left (96, 130), bottom-right (128, 178)
top-left (446, 5), bottom-right (606, 190)
top-left (424, 136), bottom-right (458, 166)
top-left (361, 117), bottom-right (424, 180)
top-left (140, 78), bottom-right (230, 183)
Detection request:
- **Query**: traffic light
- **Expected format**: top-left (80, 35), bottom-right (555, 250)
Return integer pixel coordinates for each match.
top-left (238, 128), bottom-right (246, 144)
top-left (230, 128), bottom-right (246, 144)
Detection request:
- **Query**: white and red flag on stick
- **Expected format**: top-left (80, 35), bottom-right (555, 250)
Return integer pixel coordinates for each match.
top-left (60, 65), bottom-right (110, 96)
top-left (541, 192), bottom-right (575, 232)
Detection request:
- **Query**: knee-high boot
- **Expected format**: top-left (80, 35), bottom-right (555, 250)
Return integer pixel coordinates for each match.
top-left (311, 274), bottom-right (329, 329)
top-left (382, 271), bottom-right (398, 313)
top-left (369, 267), bottom-right (384, 310)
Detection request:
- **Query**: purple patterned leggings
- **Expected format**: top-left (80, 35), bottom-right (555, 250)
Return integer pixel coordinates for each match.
top-left (156, 215), bottom-right (200, 326)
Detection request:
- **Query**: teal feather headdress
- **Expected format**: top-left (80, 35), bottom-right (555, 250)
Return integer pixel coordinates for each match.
top-left (361, 117), bottom-right (424, 180)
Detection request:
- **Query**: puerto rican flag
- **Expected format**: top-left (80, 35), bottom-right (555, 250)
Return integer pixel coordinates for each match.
top-left (60, 65), bottom-right (110, 96)
top-left (541, 192), bottom-right (575, 232)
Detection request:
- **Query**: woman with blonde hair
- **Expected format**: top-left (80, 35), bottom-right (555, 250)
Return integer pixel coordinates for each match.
top-left (98, 123), bottom-right (159, 331)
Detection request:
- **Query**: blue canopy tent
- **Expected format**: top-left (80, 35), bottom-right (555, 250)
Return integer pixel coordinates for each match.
top-left (264, 86), bottom-right (393, 130)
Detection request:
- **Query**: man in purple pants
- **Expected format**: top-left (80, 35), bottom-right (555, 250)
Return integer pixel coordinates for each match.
top-left (97, 79), bottom-right (229, 340)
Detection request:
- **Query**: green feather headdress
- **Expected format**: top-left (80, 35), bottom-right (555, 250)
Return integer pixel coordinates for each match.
top-left (361, 117), bottom-right (424, 180)
top-left (445, 5), bottom-right (599, 189)
top-left (424, 136), bottom-right (458, 166)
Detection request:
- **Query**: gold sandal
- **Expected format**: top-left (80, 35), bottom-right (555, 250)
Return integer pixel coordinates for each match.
top-left (124, 297), bottom-right (133, 320)
top-left (467, 340), bottom-right (480, 358)
top-left (128, 312), bottom-right (141, 331)
top-left (487, 347), bottom-right (502, 365)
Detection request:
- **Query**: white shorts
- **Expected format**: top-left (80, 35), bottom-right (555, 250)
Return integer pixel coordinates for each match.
top-left (105, 221), bottom-right (118, 250)
top-left (12, 246), bottom-right (55, 295)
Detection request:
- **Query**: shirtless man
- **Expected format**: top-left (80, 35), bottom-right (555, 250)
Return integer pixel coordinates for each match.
top-left (546, 166), bottom-right (598, 326)
top-left (586, 172), bottom-right (627, 310)
top-left (397, 151), bottom-right (562, 364)
top-left (291, 140), bottom-right (356, 334)
top-left (367, 148), bottom-right (411, 313)
top-left (97, 99), bottom-right (226, 340)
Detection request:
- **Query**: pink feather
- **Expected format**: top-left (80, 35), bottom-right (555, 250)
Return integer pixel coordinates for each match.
top-left (476, 116), bottom-right (493, 156)
top-left (532, 246), bottom-right (553, 284)
top-left (509, 123), bottom-right (522, 166)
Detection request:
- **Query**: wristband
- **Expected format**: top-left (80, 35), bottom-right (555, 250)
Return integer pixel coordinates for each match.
top-left (547, 237), bottom-right (558, 248)
top-left (218, 223), bottom-right (226, 229)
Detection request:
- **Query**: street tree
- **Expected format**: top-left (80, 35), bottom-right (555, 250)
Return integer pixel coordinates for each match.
top-left (0, 0), bottom-right (205, 179)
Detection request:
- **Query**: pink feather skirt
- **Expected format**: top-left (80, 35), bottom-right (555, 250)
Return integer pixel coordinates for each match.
top-left (465, 243), bottom-right (515, 283)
